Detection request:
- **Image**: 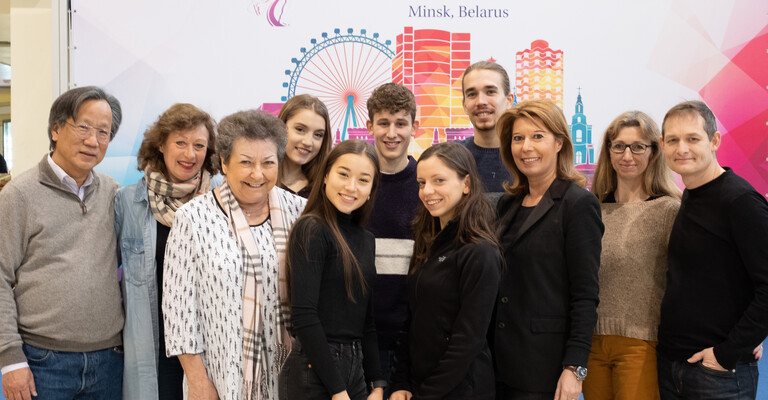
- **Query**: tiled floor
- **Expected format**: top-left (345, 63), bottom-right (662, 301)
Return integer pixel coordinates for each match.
top-left (2, 340), bottom-right (767, 399)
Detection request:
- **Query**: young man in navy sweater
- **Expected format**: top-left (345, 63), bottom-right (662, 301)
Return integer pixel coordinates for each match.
top-left (365, 83), bottom-right (420, 386)
top-left (460, 61), bottom-right (514, 198)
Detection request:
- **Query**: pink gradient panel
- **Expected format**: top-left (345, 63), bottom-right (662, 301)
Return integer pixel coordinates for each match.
top-left (699, 19), bottom-right (768, 196)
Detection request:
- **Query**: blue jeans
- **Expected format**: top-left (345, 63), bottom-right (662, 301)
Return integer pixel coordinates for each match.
top-left (22, 343), bottom-right (123, 399)
top-left (657, 353), bottom-right (759, 399)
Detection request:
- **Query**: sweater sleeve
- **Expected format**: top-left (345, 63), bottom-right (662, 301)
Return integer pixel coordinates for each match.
top-left (713, 192), bottom-right (768, 368)
top-left (662, 198), bottom-right (681, 245)
top-left (362, 279), bottom-right (384, 385)
top-left (289, 218), bottom-right (346, 395)
top-left (0, 185), bottom-right (29, 367)
top-left (162, 206), bottom-right (205, 356)
top-left (562, 192), bottom-right (604, 367)
top-left (415, 242), bottom-right (502, 399)
top-left (389, 310), bottom-right (412, 394)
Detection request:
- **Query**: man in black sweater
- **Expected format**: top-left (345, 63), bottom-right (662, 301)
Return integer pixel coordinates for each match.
top-left (657, 100), bottom-right (768, 399)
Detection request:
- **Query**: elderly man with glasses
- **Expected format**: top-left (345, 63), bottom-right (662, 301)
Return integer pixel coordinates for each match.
top-left (0, 86), bottom-right (125, 400)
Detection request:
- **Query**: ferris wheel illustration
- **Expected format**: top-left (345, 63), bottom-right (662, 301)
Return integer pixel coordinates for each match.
top-left (281, 28), bottom-right (395, 141)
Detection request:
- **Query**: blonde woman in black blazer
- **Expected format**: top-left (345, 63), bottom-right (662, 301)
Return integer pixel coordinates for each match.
top-left (492, 100), bottom-right (603, 400)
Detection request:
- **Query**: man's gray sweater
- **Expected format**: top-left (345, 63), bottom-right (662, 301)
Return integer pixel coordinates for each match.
top-left (0, 156), bottom-right (124, 367)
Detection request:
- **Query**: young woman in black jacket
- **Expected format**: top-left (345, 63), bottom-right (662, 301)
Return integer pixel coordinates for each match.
top-left (390, 142), bottom-right (502, 400)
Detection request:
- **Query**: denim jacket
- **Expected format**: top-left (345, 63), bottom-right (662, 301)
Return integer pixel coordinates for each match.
top-left (115, 175), bottom-right (221, 400)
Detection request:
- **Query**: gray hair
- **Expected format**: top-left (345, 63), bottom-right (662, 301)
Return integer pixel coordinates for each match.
top-left (216, 110), bottom-right (287, 168)
top-left (662, 100), bottom-right (718, 140)
top-left (48, 86), bottom-right (122, 150)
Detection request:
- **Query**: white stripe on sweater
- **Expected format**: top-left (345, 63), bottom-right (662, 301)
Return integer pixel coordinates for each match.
top-left (374, 238), bottom-right (414, 275)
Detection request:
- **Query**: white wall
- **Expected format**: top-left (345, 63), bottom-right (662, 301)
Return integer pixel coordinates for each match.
top-left (9, 0), bottom-right (57, 175)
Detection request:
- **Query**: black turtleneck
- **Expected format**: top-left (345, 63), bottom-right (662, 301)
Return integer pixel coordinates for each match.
top-left (290, 211), bottom-right (383, 394)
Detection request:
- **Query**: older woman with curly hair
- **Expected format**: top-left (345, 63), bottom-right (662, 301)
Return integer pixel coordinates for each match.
top-left (162, 110), bottom-right (306, 400)
top-left (116, 103), bottom-right (220, 400)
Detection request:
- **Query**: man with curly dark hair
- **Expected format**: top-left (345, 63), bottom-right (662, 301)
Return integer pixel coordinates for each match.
top-left (365, 83), bottom-right (420, 388)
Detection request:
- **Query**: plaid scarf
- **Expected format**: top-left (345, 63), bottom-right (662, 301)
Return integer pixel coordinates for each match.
top-left (145, 167), bottom-right (211, 227)
top-left (218, 181), bottom-right (292, 400)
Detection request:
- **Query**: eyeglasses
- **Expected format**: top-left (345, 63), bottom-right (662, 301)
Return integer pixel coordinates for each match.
top-left (66, 122), bottom-right (112, 144)
top-left (609, 142), bottom-right (652, 155)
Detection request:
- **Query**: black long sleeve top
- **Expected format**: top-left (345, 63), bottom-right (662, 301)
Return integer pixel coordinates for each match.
top-left (658, 168), bottom-right (768, 369)
top-left (391, 219), bottom-right (502, 399)
top-left (289, 212), bottom-right (383, 394)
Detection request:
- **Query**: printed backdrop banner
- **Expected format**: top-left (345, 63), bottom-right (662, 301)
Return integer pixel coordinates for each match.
top-left (70, 0), bottom-right (768, 196)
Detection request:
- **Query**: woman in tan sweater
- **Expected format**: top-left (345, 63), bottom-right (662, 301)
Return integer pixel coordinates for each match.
top-left (585, 111), bottom-right (680, 400)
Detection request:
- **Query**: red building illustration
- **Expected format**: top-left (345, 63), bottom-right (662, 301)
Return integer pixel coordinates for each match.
top-left (393, 27), bottom-right (471, 151)
top-left (515, 40), bottom-right (564, 109)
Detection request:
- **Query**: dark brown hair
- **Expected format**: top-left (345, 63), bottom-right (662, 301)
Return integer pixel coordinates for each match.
top-left (461, 61), bottom-right (511, 97)
top-left (288, 139), bottom-right (381, 301)
top-left (277, 94), bottom-right (333, 187)
top-left (367, 83), bottom-right (417, 123)
top-left (497, 99), bottom-right (586, 195)
top-left (136, 103), bottom-right (218, 175)
top-left (410, 142), bottom-right (499, 272)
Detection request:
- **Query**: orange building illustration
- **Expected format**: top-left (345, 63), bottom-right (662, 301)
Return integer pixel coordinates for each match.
top-left (515, 40), bottom-right (564, 109)
top-left (393, 27), bottom-right (471, 150)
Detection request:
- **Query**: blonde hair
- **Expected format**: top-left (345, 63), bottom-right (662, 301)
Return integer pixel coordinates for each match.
top-left (497, 99), bottom-right (586, 195)
top-left (592, 111), bottom-right (681, 201)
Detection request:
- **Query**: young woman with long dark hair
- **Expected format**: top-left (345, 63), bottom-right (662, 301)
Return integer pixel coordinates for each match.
top-left (280, 139), bottom-right (386, 400)
top-left (390, 142), bottom-right (502, 400)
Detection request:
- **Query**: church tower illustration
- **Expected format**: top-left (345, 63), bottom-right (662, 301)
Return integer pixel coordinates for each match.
top-left (569, 89), bottom-right (594, 165)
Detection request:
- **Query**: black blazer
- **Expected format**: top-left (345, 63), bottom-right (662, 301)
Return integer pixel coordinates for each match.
top-left (391, 220), bottom-right (502, 400)
top-left (493, 179), bottom-right (603, 392)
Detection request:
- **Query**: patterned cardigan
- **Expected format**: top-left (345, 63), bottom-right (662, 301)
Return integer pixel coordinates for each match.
top-left (162, 188), bottom-right (305, 399)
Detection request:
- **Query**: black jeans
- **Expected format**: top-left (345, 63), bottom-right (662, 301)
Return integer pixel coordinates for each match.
top-left (380, 349), bottom-right (394, 384)
top-left (279, 339), bottom-right (367, 400)
top-left (657, 353), bottom-right (759, 400)
top-left (157, 353), bottom-right (184, 399)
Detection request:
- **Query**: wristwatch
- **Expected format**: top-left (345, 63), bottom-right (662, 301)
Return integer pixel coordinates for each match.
top-left (564, 365), bottom-right (588, 381)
